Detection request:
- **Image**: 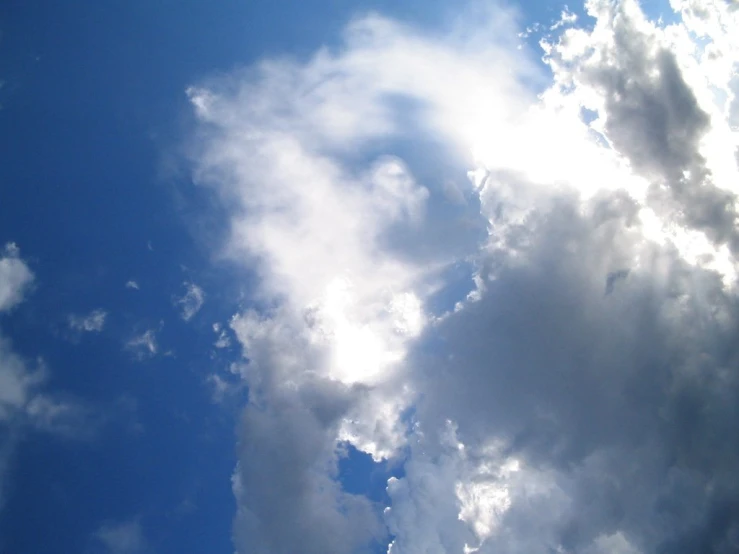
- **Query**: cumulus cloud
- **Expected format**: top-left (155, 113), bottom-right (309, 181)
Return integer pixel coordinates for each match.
top-left (125, 280), bottom-right (140, 290)
top-left (175, 281), bottom-right (205, 321)
top-left (189, 1), bottom-right (739, 553)
top-left (68, 309), bottom-right (107, 332)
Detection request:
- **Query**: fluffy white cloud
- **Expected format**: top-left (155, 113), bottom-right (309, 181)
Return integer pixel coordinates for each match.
top-left (189, 11), bottom-right (533, 550)
top-left (125, 280), bottom-right (140, 290)
top-left (175, 281), bottom-right (204, 321)
top-left (68, 309), bottom-right (107, 332)
top-left (189, 1), bottom-right (739, 553)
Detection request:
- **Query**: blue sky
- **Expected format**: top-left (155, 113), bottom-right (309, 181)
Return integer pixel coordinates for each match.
top-left (2, 1), bottom-right (739, 553)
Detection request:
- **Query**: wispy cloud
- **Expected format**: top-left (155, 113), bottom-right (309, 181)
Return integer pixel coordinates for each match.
top-left (1, 246), bottom-right (94, 508)
top-left (125, 329), bottom-right (158, 360)
top-left (212, 322), bottom-right (231, 348)
top-left (1, 245), bottom-right (39, 423)
top-left (125, 280), bottom-right (140, 290)
top-left (0, 242), bottom-right (33, 312)
top-left (68, 309), bottom-right (107, 332)
top-left (92, 519), bottom-right (148, 554)
top-left (174, 281), bottom-right (204, 321)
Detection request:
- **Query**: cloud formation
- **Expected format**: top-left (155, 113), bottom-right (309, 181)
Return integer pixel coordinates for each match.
top-left (69, 309), bottom-right (107, 332)
top-left (125, 329), bottom-right (158, 360)
top-left (92, 519), bottom-right (148, 554)
top-left (0, 245), bottom-right (91, 511)
top-left (0, 245), bottom-right (37, 425)
top-left (0, 243), bottom-right (33, 312)
top-left (175, 281), bottom-right (205, 321)
top-left (189, 1), bottom-right (739, 553)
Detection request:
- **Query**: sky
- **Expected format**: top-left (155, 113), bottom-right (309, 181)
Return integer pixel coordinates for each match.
top-left (1, 0), bottom-right (739, 553)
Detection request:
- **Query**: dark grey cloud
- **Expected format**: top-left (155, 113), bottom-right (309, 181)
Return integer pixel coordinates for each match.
top-left (547, 0), bottom-right (739, 253)
top-left (406, 187), bottom-right (739, 552)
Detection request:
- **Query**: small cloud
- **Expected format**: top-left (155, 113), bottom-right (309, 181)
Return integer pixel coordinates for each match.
top-left (125, 330), bottom-right (158, 360)
top-left (550, 8), bottom-right (577, 30)
top-left (206, 374), bottom-right (230, 403)
top-left (24, 394), bottom-right (96, 439)
top-left (175, 282), bottom-right (205, 321)
top-left (206, 373), bottom-right (242, 403)
top-left (93, 519), bottom-right (147, 554)
top-left (125, 280), bottom-right (140, 290)
top-left (68, 309), bottom-right (107, 332)
top-left (0, 243), bottom-right (33, 312)
top-left (0, 342), bottom-right (94, 438)
top-left (0, 338), bottom-right (45, 421)
top-left (212, 322), bottom-right (231, 348)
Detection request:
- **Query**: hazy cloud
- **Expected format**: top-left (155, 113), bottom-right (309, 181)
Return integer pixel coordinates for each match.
top-left (68, 309), bottom-right (107, 333)
top-left (92, 519), bottom-right (148, 554)
top-left (125, 330), bottom-right (158, 360)
top-left (0, 246), bottom-right (92, 510)
top-left (175, 282), bottom-right (205, 321)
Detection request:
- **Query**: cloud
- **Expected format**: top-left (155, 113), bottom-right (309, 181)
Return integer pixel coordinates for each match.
top-left (189, 10), bottom-right (520, 545)
top-left (92, 519), bottom-right (148, 554)
top-left (175, 281), bottom-right (205, 321)
top-left (0, 243), bottom-right (33, 312)
top-left (0, 246), bottom-right (93, 510)
top-left (0, 338), bottom-right (44, 421)
top-left (125, 280), bottom-right (140, 290)
top-left (189, 1), bottom-right (739, 553)
top-left (0, 246), bottom-right (41, 424)
top-left (206, 373), bottom-right (231, 403)
top-left (541, 0), bottom-right (739, 265)
top-left (125, 329), bottom-right (158, 360)
top-left (68, 309), bottom-right (107, 332)
top-left (212, 322), bottom-right (231, 349)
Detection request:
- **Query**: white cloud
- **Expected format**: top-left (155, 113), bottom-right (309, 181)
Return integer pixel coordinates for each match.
top-left (125, 280), bottom-right (140, 290)
top-left (0, 337), bottom-right (44, 421)
top-left (68, 309), bottom-right (107, 332)
top-left (175, 281), bottom-right (205, 321)
top-left (189, 1), bottom-right (739, 553)
top-left (212, 322), bottom-right (231, 348)
top-left (0, 247), bottom-right (40, 423)
top-left (0, 243), bottom-right (33, 312)
top-left (0, 246), bottom-right (92, 511)
top-left (93, 519), bottom-right (147, 554)
top-left (206, 373), bottom-right (231, 403)
top-left (125, 329), bottom-right (158, 360)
